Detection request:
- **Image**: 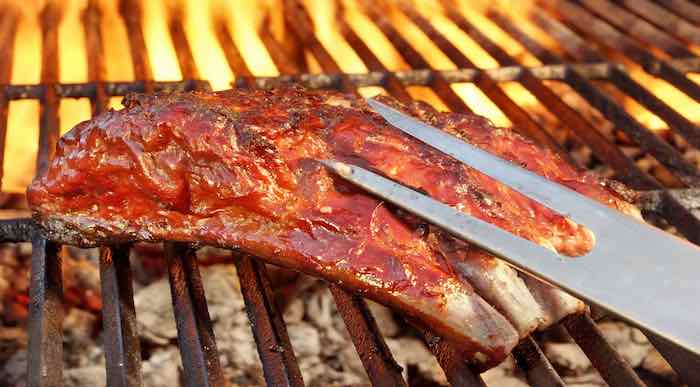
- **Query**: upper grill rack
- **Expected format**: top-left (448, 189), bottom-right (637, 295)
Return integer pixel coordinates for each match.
top-left (1, 0), bottom-right (700, 386)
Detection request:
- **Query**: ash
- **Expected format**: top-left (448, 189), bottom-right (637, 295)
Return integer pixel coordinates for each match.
top-left (0, 244), bottom-right (684, 387)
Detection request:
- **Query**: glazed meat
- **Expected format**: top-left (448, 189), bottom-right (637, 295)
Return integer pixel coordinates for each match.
top-left (28, 87), bottom-right (641, 368)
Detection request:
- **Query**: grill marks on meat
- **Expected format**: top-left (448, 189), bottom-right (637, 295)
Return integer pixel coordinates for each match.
top-left (28, 87), bottom-right (642, 367)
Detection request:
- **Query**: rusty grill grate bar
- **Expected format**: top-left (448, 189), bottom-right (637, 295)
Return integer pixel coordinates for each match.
top-left (82, 0), bottom-right (108, 114)
top-left (492, 5), bottom-right (700, 245)
top-left (516, 5), bottom-right (699, 186)
top-left (562, 314), bottom-right (647, 386)
top-left (235, 255), bottom-right (306, 387)
top-left (512, 336), bottom-right (566, 387)
top-left (516, 5), bottom-right (700, 157)
top-left (661, 0), bottom-right (700, 25)
top-left (539, 0), bottom-right (700, 101)
top-left (397, 2), bottom-right (573, 162)
top-left (422, 331), bottom-right (487, 387)
top-left (0, 63), bottom-right (619, 99)
top-left (99, 246), bottom-right (142, 387)
top-left (165, 243), bottom-right (226, 386)
top-left (4, 0), bottom-right (700, 386)
top-left (618, 0), bottom-right (700, 46)
top-left (26, 3), bottom-right (64, 387)
top-left (329, 286), bottom-right (408, 387)
top-left (27, 237), bottom-right (63, 387)
top-left (362, 3), bottom-right (474, 114)
top-left (119, 3), bottom-right (227, 385)
top-left (82, 6), bottom-right (143, 386)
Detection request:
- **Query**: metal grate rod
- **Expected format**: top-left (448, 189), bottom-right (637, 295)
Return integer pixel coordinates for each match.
top-left (27, 237), bottom-right (63, 387)
top-left (512, 337), bottom-right (566, 387)
top-left (215, 16), bottom-right (257, 88)
top-left (448, 6), bottom-right (658, 189)
top-left (167, 5), bottom-right (201, 82)
top-left (235, 255), bottom-right (306, 387)
top-left (514, 6), bottom-right (700, 244)
top-left (579, 0), bottom-right (694, 58)
top-left (118, 0), bottom-right (153, 88)
top-left (0, 63), bottom-right (625, 101)
top-left (337, 12), bottom-right (412, 103)
top-left (645, 330), bottom-right (700, 386)
top-left (165, 243), bottom-right (226, 387)
top-left (659, 0), bottom-right (700, 25)
top-left (283, 0), bottom-right (356, 94)
top-left (617, 0), bottom-right (700, 46)
top-left (99, 246), bottom-right (142, 387)
top-left (329, 286), bottom-right (408, 387)
top-left (361, 2), bottom-right (475, 115)
top-left (397, 2), bottom-right (574, 161)
top-left (27, 4), bottom-right (65, 386)
top-left (258, 15), bottom-right (301, 76)
top-left (81, 5), bottom-right (143, 385)
top-left (563, 314), bottom-right (646, 387)
top-left (422, 331), bottom-right (488, 387)
top-left (82, 0), bottom-right (108, 114)
top-left (539, 0), bottom-right (700, 102)
top-left (37, 3), bottom-right (60, 177)
top-left (512, 7), bottom-right (700, 152)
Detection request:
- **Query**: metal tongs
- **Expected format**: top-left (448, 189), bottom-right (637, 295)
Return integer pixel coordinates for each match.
top-left (322, 99), bottom-right (700, 356)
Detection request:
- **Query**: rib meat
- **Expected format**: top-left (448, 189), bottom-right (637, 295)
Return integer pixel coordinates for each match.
top-left (28, 87), bottom-right (642, 367)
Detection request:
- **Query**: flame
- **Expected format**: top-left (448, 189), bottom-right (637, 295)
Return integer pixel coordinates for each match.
top-left (99, 0), bottom-right (132, 81)
top-left (2, 0), bottom-right (700, 193)
top-left (94, 0), bottom-right (134, 110)
top-left (494, 0), bottom-right (700, 133)
top-left (224, 1), bottom-right (278, 77)
top-left (58, 0), bottom-right (91, 136)
top-left (144, 0), bottom-right (181, 81)
top-left (304, 0), bottom-right (366, 74)
top-left (182, 0), bottom-right (232, 90)
top-left (341, 1), bottom-right (409, 70)
top-left (624, 67), bottom-right (700, 132)
top-left (5, 3), bottom-right (41, 194)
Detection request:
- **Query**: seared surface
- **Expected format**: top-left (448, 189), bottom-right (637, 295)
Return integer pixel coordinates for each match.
top-left (28, 87), bottom-right (641, 367)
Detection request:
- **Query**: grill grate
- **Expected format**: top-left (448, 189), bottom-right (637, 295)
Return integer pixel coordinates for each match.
top-left (0, 0), bottom-right (699, 386)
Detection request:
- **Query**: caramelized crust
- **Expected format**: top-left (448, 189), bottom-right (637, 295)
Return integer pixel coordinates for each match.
top-left (28, 87), bottom-right (641, 367)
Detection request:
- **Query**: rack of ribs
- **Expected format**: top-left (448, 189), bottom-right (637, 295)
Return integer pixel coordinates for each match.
top-left (27, 86), bottom-right (642, 368)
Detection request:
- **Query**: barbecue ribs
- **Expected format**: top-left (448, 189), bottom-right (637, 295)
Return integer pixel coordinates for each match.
top-left (28, 87), bottom-right (642, 368)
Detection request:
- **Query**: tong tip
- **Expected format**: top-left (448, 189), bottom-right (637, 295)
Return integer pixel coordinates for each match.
top-left (319, 159), bottom-right (354, 178)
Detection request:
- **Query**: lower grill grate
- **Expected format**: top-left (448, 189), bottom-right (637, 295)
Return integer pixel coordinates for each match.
top-left (1, 0), bottom-right (700, 386)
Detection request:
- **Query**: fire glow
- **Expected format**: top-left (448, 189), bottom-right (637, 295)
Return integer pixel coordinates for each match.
top-left (2, 0), bottom-right (699, 193)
